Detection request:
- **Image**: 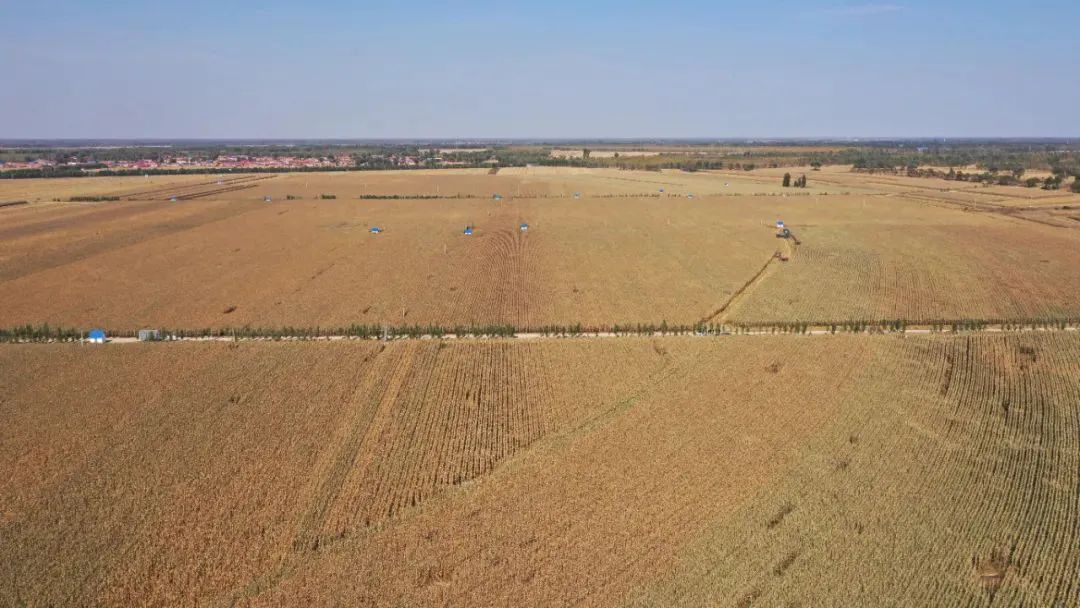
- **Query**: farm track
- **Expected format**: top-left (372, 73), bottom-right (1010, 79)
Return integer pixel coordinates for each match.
top-left (856, 184), bottom-right (1080, 229)
top-left (50, 323), bottom-right (1080, 346)
top-left (174, 183), bottom-right (260, 200)
top-left (107, 175), bottom-right (276, 200)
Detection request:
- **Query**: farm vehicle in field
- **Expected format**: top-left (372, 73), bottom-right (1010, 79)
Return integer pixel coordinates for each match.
top-left (775, 227), bottom-right (801, 245)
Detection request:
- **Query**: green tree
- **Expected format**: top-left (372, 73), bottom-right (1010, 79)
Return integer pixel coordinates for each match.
top-left (1072, 178), bottom-right (1080, 193)
top-left (782, 172), bottom-right (792, 187)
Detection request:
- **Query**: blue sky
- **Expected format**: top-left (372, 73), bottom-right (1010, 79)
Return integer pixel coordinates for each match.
top-left (1, 1), bottom-right (1077, 138)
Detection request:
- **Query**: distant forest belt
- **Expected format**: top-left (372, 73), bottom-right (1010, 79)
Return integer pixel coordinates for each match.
top-left (0, 200), bottom-right (29, 208)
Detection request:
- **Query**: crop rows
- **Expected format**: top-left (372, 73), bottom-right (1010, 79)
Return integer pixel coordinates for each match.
top-left (629, 332), bottom-right (1080, 607)
top-left (730, 221), bottom-right (1080, 323)
top-left (0, 338), bottom-right (672, 605)
top-left (442, 227), bottom-right (539, 327)
top-left (313, 342), bottom-right (552, 539)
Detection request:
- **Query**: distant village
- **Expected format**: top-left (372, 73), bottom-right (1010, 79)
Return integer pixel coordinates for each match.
top-left (0, 147), bottom-right (513, 175)
top-left (0, 154), bottom-right (429, 172)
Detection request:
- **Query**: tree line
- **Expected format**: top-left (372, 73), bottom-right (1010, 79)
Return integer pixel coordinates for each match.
top-left (782, 173), bottom-right (808, 188)
top-left (3, 317), bottom-right (1076, 343)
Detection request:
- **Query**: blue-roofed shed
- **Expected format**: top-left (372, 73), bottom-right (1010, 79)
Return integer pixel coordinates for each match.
top-left (88, 329), bottom-right (106, 344)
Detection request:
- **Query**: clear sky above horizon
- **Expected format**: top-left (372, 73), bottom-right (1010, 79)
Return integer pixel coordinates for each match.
top-left (1, 1), bottom-right (1077, 139)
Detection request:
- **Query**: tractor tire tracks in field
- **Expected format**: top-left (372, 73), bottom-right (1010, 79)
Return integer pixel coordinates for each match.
top-left (699, 237), bottom-right (796, 325)
top-left (223, 339), bottom-right (698, 606)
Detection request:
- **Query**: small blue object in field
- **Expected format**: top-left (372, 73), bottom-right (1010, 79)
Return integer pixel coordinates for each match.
top-left (370, 226), bottom-right (382, 234)
top-left (88, 329), bottom-right (106, 344)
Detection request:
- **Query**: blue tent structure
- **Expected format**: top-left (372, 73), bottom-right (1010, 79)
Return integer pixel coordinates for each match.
top-left (776, 219), bottom-right (785, 229)
top-left (88, 329), bottom-right (106, 344)
top-left (520, 223), bottom-right (529, 232)
top-left (464, 225), bottom-right (474, 235)
top-left (370, 226), bottom-right (383, 234)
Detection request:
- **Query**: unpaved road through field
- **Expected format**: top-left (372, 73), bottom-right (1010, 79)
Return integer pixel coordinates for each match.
top-left (58, 324), bottom-right (1077, 346)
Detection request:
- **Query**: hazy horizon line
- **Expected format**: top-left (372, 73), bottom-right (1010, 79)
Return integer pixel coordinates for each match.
top-left (3, 136), bottom-right (1078, 147)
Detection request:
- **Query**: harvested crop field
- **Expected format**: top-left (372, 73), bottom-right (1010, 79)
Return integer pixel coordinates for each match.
top-left (0, 174), bottom-right (236, 202)
top-left (724, 195), bottom-right (1080, 323)
top-left (3, 165), bottom-right (1080, 607)
top-left (1, 167), bottom-right (1079, 332)
top-left (2, 333), bottom-right (1078, 606)
top-left (0, 173), bottom-right (781, 330)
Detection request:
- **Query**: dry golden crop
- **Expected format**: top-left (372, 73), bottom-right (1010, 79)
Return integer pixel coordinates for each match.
top-left (0, 338), bottom-right (671, 605)
top-left (3, 166), bottom-right (1080, 607)
top-left (629, 332), bottom-right (1080, 607)
top-left (0, 173), bottom-right (234, 203)
top-left (3, 168), bottom-right (1078, 333)
top-left (2, 333), bottom-right (1077, 606)
top-left (0, 170), bottom-right (786, 331)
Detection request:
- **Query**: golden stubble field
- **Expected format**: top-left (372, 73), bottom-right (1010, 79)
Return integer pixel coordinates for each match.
top-left (1, 333), bottom-right (1077, 606)
top-left (0, 167), bottom-right (1078, 332)
top-left (3, 165), bottom-right (1080, 607)
top-left (0, 173), bottom-right (233, 202)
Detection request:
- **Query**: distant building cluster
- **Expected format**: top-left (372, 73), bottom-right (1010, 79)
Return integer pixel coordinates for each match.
top-left (99, 155), bottom-right (356, 171)
top-left (0, 152), bottom-right (491, 172)
top-left (0, 159), bottom-right (60, 170)
top-left (0, 154), bottom-right (358, 172)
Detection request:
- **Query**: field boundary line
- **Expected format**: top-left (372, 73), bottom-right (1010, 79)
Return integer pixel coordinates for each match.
top-left (2, 323), bottom-right (1077, 346)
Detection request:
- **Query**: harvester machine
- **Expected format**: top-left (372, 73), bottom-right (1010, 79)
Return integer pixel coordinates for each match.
top-left (775, 227), bottom-right (802, 245)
